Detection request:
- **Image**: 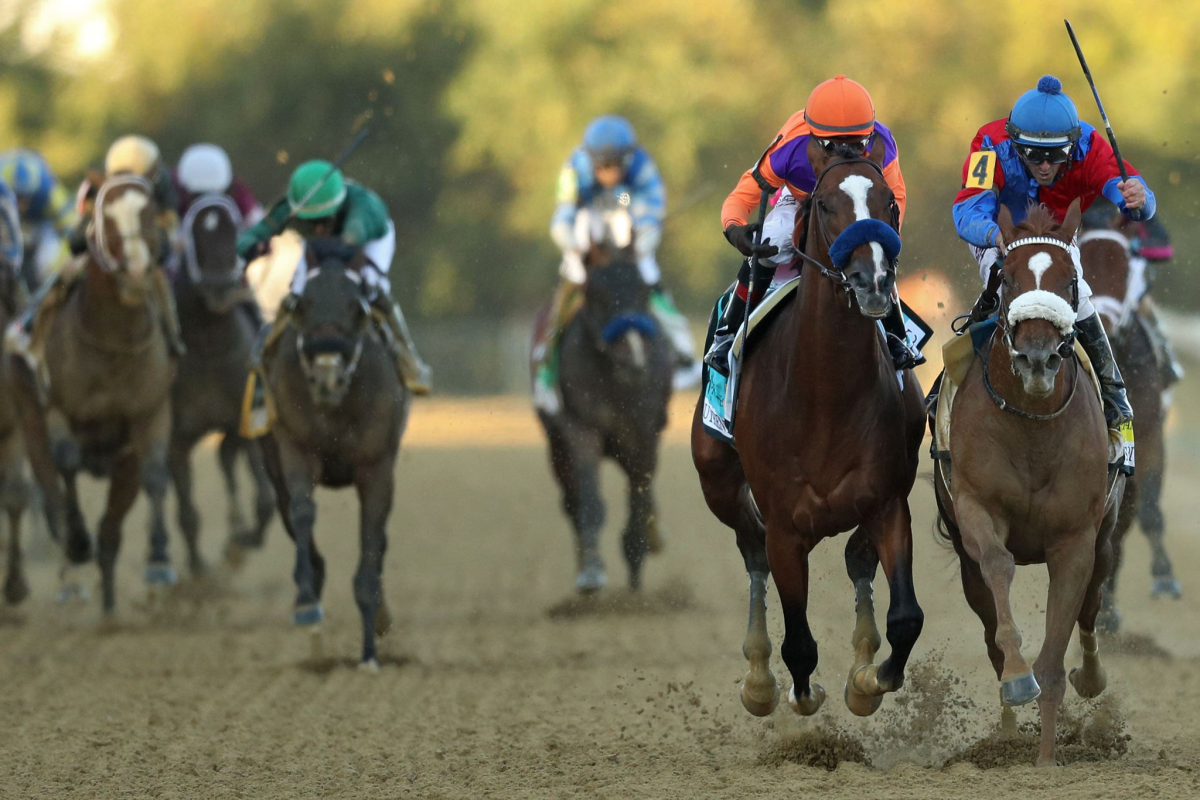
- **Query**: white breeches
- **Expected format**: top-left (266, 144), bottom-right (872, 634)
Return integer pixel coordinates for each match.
top-left (760, 187), bottom-right (799, 267)
top-left (290, 220), bottom-right (394, 295)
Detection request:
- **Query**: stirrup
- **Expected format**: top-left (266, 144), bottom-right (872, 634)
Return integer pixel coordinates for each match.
top-left (703, 330), bottom-right (736, 377)
top-left (886, 333), bottom-right (925, 370)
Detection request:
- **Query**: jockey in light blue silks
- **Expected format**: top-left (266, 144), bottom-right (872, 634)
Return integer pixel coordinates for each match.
top-left (534, 115), bottom-right (699, 412)
top-left (0, 180), bottom-right (25, 287)
top-left (0, 149), bottom-right (76, 292)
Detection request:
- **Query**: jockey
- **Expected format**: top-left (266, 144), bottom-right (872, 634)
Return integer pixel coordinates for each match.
top-left (12, 135), bottom-right (186, 359)
top-left (705, 75), bottom-right (917, 375)
top-left (536, 114), bottom-right (699, 409)
top-left (0, 149), bottom-right (77, 291)
top-left (236, 159), bottom-right (432, 395)
top-left (0, 180), bottom-right (24, 287)
top-left (174, 143), bottom-right (264, 226)
top-left (952, 75), bottom-right (1153, 430)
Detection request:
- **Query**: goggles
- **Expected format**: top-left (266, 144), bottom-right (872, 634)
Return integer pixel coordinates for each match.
top-left (816, 136), bottom-right (872, 158)
top-left (1015, 142), bottom-right (1073, 165)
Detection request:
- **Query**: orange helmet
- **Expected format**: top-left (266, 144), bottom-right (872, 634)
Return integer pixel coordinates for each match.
top-left (804, 75), bottom-right (875, 138)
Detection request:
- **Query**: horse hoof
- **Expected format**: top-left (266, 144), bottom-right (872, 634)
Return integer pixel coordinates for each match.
top-left (1095, 607), bottom-right (1122, 635)
top-left (4, 574), bottom-right (30, 605)
top-left (358, 658), bottom-right (381, 675)
top-left (1068, 665), bottom-right (1107, 699)
top-left (375, 603), bottom-right (393, 638)
top-left (844, 680), bottom-right (884, 717)
top-left (1151, 577), bottom-right (1182, 599)
top-left (646, 522), bottom-right (666, 555)
top-left (293, 603), bottom-right (325, 626)
top-left (188, 556), bottom-right (209, 578)
top-left (575, 566), bottom-right (608, 595)
top-left (144, 564), bottom-right (178, 587)
top-left (787, 682), bottom-right (826, 716)
top-left (740, 672), bottom-right (780, 717)
top-left (1000, 672), bottom-right (1041, 707)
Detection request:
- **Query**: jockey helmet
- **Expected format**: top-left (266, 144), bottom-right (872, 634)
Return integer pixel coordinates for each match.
top-left (105, 135), bottom-right (161, 178)
top-left (287, 160), bottom-right (347, 219)
top-left (584, 115), bottom-right (637, 168)
top-left (1, 150), bottom-right (46, 197)
top-left (178, 143), bottom-right (233, 194)
top-left (1006, 75), bottom-right (1081, 161)
top-left (805, 75), bottom-right (876, 138)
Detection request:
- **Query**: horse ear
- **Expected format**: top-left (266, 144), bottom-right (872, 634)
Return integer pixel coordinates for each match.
top-left (806, 136), bottom-right (832, 175)
top-left (998, 204), bottom-right (1016, 243)
top-left (1061, 198), bottom-right (1082, 241)
top-left (866, 134), bottom-right (886, 169)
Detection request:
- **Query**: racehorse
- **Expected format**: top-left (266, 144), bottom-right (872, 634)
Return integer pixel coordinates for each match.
top-left (934, 202), bottom-right (1121, 767)
top-left (692, 148), bottom-right (926, 720)
top-left (533, 209), bottom-right (673, 593)
top-left (1079, 222), bottom-right (1179, 630)
top-left (259, 240), bottom-right (410, 670)
top-left (169, 195), bottom-right (274, 573)
top-left (16, 174), bottom-right (175, 612)
top-left (0, 237), bottom-right (29, 604)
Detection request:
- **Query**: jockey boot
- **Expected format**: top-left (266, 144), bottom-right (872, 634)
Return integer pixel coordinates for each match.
top-left (533, 281), bottom-right (583, 414)
top-left (371, 291), bottom-right (432, 396)
top-left (649, 286), bottom-right (701, 390)
top-left (703, 258), bottom-right (769, 378)
top-left (1076, 312), bottom-right (1134, 430)
top-left (966, 286), bottom-right (1001, 327)
top-left (149, 268), bottom-right (186, 358)
top-left (1138, 296), bottom-right (1184, 386)
top-left (883, 301), bottom-right (925, 369)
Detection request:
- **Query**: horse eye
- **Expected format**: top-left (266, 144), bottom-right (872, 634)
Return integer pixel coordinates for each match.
top-left (817, 200), bottom-right (828, 212)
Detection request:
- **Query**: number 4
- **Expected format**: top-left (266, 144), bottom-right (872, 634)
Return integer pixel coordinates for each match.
top-left (967, 151), bottom-right (995, 190)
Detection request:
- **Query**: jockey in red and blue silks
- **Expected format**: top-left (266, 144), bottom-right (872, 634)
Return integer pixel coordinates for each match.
top-left (952, 74), bottom-right (1152, 430)
top-left (0, 149), bottom-right (77, 291)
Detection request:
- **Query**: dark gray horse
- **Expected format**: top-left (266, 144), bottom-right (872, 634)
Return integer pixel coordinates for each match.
top-left (534, 236), bottom-right (673, 594)
top-left (170, 195), bottom-right (274, 574)
top-left (260, 240), bottom-right (410, 670)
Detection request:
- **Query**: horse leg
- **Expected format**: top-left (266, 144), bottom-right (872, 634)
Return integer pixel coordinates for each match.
top-left (956, 495), bottom-right (1038, 706)
top-left (96, 452), bottom-right (143, 615)
top-left (1138, 467), bottom-right (1180, 598)
top-left (843, 525), bottom-right (882, 716)
top-left (218, 434), bottom-right (250, 543)
top-left (1098, 479), bottom-right (1135, 633)
top-left (245, 438), bottom-right (276, 548)
top-left (46, 408), bottom-right (90, 570)
top-left (0, 439), bottom-right (29, 605)
top-left (353, 458), bottom-right (395, 671)
top-left (274, 434), bottom-right (322, 625)
top-left (548, 421), bottom-right (606, 593)
top-left (768, 526), bottom-right (824, 715)
top-left (137, 407), bottom-right (177, 587)
top-left (1070, 528), bottom-right (1113, 701)
top-left (167, 435), bottom-right (204, 577)
top-left (848, 499), bottom-right (924, 705)
top-left (614, 441), bottom-right (656, 592)
top-left (691, 406), bottom-right (776, 716)
top-left (1033, 537), bottom-right (1097, 767)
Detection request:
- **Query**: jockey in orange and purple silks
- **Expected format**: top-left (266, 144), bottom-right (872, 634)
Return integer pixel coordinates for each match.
top-left (704, 75), bottom-right (919, 375)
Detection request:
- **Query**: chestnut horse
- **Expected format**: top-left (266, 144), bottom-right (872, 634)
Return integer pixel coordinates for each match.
top-left (693, 149), bottom-right (926, 720)
top-left (934, 202), bottom-right (1121, 767)
top-left (1079, 224), bottom-right (1178, 631)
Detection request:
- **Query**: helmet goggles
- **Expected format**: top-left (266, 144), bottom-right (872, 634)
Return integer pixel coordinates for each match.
top-left (816, 135), bottom-right (872, 159)
top-left (1014, 141), bottom-right (1074, 165)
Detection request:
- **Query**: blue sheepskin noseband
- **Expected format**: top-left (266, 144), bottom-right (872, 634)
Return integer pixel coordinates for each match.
top-left (601, 312), bottom-right (659, 343)
top-left (828, 218), bottom-right (902, 270)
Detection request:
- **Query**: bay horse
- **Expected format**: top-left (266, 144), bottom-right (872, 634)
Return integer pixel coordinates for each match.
top-left (1079, 223), bottom-right (1178, 630)
top-left (934, 202), bottom-right (1121, 767)
top-left (260, 240), bottom-right (410, 670)
top-left (0, 215), bottom-right (30, 604)
top-left (692, 147), bottom-right (926, 720)
top-left (169, 195), bottom-right (274, 573)
top-left (533, 209), bottom-right (673, 594)
top-left (16, 174), bottom-right (175, 613)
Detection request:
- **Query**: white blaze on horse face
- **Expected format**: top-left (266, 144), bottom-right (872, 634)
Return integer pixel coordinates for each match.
top-left (624, 330), bottom-right (646, 369)
top-left (203, 210), bottom-right (219, 232)
top-left (104, 190), bottom-right (150, 278)
top-left (838, 174), bottom-right (887, 286)
top-left (1026, 252), bottom-right (1053, 289)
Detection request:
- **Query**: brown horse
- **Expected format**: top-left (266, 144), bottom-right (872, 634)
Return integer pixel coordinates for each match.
top-left (692, 149), bottom-right (926, 720)
top-left (934, 202), bottom-right (1121, 767)
top-left (0, 239), bottom-right (30, 604)
top-left (17, 175), bottom-right (175, 612)
top-left (1079, 224), bottom-right (1179, 630)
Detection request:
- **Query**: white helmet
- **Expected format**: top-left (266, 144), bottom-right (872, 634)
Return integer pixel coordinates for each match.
top-left (177, 143), bottom-right (233, 194)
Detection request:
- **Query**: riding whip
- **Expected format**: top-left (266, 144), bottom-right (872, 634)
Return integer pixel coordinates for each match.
top-left (271, 125), bottom-right (373, 235)
top-left (1064, 19), bottom-right (1141, 221)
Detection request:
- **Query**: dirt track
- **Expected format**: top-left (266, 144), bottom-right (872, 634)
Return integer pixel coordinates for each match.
top-left (1, 386), bottom-right (1198, 798)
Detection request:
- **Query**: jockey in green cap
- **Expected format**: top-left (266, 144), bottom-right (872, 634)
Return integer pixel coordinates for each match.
top-left (239, 160), bottom-right (432, 395)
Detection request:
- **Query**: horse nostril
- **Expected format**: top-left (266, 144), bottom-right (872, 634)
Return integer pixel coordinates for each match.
top-left (1046, 353), bottom-right (1062, 372)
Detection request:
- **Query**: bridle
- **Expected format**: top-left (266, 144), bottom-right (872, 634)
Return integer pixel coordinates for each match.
top-left (985, 234), bottom-right (1080, 421)
top-left (792, 157), bottom-right (902, 302)
top-left (181, 193), bottom-right (245, 285)
top-left (89, 174), bottom-right (154, 274)
top-left (294, 266), bottom-right (368, 401)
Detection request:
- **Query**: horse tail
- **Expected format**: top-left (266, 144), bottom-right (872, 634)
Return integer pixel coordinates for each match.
top-left (927, 469), bottom-right (957, 549)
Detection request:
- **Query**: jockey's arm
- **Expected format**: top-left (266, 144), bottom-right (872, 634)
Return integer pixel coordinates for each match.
top-left (882, 156), bottom-right (907, 231)
top-left (550, 161), bottom-right (580, 255)
top-left (628, 154), bottom-right (665, 258)
top-left (45, 182), bottom-right (79, 238)
top-left (236, 198), bottom-right (289, 260)
top-left (952, 137), bottom-right (1007, 249)
top-left (1086, 133), bottom-right (1155, 219)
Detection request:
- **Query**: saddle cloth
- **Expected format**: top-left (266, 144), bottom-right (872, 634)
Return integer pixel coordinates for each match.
top-left (929, 318), bottom-right (1127, 492)
top-left (700, 272), bottom-right (931, 445)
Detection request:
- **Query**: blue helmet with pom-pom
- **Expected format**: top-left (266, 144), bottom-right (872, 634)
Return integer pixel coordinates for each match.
top-left (583, 115), bottom-right (637, 167)
top-left (1006, 75), bottom-right (1081, 146)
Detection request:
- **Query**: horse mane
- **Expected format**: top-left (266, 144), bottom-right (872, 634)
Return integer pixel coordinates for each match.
top-left (1015, 204), bottom-right (1067, 239)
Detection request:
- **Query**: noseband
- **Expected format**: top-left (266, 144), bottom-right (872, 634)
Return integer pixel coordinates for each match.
top-left (182, 194), bottom-right (245, 285)
top-left (294, 268), bottom-right (369, 397)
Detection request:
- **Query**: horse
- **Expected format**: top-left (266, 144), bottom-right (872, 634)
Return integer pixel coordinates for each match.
top-left (0, 238), bottom-right (30, 604)
top-left (169, 195), bottom-right (274, 573)
top-left (533, 209), bottom-right (673, 593)
top-left (692, 148), bottom-right (926, 720)
top-left (259, 240), bottom-right (410, 670)
top-left (934, 201), bottom-right (1121, 767)
top-left (16, 174), bottom-right (176, 613)
top-left (1079, 222), bottom-right (1179, 630)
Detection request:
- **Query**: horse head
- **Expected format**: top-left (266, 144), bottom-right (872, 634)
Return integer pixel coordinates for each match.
top-left (89, 174), bottom-right (160, 306)
top-left (182, 194), bottom-right (245, 314)
top-left (802, 145), bottom-right (902, 319)
top-left (291, 238), bottom-right (372, 407)
top-left (998, 200), bottom-right (1082, 397)
top-left (1079, 221), bottom-right (1136, 341)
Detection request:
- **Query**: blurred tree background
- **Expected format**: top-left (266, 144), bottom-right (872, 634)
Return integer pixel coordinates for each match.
top-left (1, 0), bottom-right (1198, 321)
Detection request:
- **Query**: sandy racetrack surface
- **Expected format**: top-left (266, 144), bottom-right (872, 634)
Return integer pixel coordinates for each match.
top-left (1, 392), bottom-right (1198, 799)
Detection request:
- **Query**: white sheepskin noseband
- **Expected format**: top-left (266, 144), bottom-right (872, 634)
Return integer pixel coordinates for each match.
top-left (1007, 290), bottom-right (1075, 335)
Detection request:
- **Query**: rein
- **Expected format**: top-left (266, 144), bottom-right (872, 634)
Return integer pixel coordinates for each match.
top-left (292, 268), bottom-right (369, 392)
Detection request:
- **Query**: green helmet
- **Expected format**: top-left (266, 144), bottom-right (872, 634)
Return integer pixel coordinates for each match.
top-left (287, 160), bottom-right (347, 219)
